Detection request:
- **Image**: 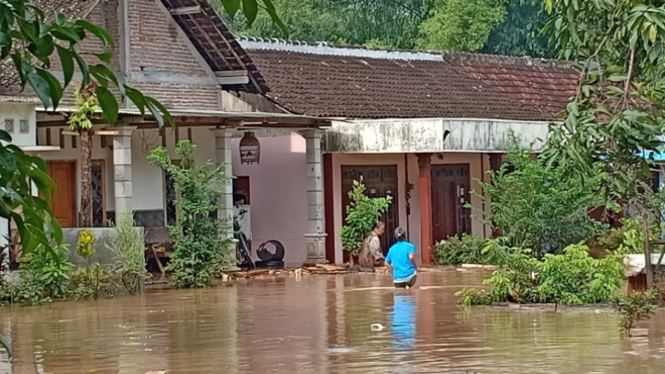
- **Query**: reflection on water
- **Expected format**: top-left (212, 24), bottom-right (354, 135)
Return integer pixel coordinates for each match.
top-left (392, 294), bottom-right (416, 349)
top-left (0, 270), bottom-right (664, 373)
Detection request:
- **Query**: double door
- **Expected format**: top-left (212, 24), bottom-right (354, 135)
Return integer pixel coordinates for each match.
top-left (431, 164), bottom-right (471, 241)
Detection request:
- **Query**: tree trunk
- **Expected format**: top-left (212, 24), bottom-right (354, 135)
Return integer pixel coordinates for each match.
top-left (79, 128), bottom-right (93, 227)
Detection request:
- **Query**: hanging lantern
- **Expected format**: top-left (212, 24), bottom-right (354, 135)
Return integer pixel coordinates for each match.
top-left (239, 131), bottom-right (260, 164)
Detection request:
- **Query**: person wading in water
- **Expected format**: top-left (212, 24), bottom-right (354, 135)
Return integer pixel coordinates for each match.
top-left (358, 221), bottom-right (386, 271)
top-left (385, 227), bottom-right (417, 289)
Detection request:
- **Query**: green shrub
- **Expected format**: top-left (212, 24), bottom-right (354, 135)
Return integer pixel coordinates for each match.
top-left (455, 287), bottom-right (491, 306)
top-left (433, 234), bottom-right (490, 265)
top-left (472, 145), bottom-right (612, 256)
top-left (149, 140), bottom-right (234, 288)
top-left (340, 180), bottom-right (392, 257)
top-left (537, 244), bottom-right (624, 305)
top-left (68, 263), bottom-right (119, 300)
top-left (108, 213), bottom-right (149, 294)
top-left (613, 289), bottom-right (658, 336)
top-left (21, 243), bottom-right (73, 301)
top-left (458, 241), bottom-right (626, 306)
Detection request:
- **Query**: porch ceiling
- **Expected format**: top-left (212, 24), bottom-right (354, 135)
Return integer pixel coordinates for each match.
top-left (36, 107), bottom-right (331, 129)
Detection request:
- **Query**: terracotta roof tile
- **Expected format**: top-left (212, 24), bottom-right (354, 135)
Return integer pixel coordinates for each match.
top-left (0, 61), bottom-right (24, 97)
top-left (241, 41), bottom-right (579, 121)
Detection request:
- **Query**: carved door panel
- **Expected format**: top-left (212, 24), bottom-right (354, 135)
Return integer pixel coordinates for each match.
top-left (431, 164), bottom-right (471, 241)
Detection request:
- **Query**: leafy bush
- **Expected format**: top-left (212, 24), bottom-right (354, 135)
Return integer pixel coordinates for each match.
top-left (149, 140), bottom-right (234, 288)
top-left (21, 243), bottom-right (73, 301)
top-left (433, 234), bottom-right (490, 265)
top-left (108, 213), bottom-right (149, 294)
top-left (591, 217), bottom-right (663, 254)
top-left (537, 244), bottom-right (624, 305)
top-left (340, 180), bottom-right (392, 257)
top-left (613, 289), bottom-right (658, 336)
top-left (69, 263), bottom-right (119, 300)
top-left (459, 241), bottom-right (625, 306)
top-left (455, 287), bottom-right (491, 306)
top-left (473, 145), bottom-right (612, 256)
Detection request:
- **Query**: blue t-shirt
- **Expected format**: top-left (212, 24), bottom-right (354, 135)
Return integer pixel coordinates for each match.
top-left (385, 241), bottom-right (416, 281)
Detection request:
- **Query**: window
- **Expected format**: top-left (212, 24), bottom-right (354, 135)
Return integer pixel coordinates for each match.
top-left (233, 176), bottom-right (250, 205)
top-left (19, 119), bottom-right (29, 134)
top-left (4, 119), bottom-right (14, 133)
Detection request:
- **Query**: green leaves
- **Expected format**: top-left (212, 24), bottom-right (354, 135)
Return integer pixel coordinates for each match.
top-left (340, 180), bottom-right (392, 256)
top-left (242, 0), bottom-right (259, 25)
top-left (148, 141), bottom-right (234, 288)
top-left (417, 0), bottom-right (507, 51)
top-left (222, 0), bottom-right (241, 17)
top-left (96, 86), bottom-right (118, 125)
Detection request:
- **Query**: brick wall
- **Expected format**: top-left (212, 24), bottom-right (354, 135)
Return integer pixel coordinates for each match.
top-left (55, 0), bottom-right (220, 110)
top-left (128, 0), bottom-right (210, 76)
top-left (132, 82), bottom-right (219, 109)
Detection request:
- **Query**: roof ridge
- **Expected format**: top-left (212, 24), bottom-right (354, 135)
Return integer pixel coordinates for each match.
top-left (236, 36), bottom-right (444, 62)
top-left (236, 36), bottom-right (574, 69)
top-left (441, 52), bottom-right (573, 70)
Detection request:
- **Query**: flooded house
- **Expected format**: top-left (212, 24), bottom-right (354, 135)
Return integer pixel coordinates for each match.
top-left (3, 0), bottom-right (583, 268)
top-left (236, 39), bottom-right (580, 265)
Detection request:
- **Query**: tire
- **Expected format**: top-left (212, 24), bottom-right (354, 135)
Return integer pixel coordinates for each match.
top-left (255, 260), bottom-right (284, 269)
top-left (256, 240), bottom-right (285, 261)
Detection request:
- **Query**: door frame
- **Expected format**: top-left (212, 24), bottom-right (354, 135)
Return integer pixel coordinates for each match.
top-left (340, 164), bottom-right (399, 262)
top-left (430, 163), bottom-right (471, 241)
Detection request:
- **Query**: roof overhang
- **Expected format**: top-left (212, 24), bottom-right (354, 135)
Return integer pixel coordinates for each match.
top-left (324, 117), bottom-right (553, 154)
top-left (36, 107), bottom-right (331, 129)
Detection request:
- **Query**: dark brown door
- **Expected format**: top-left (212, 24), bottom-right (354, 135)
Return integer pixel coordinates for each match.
top-left (341, 165), bottom-right (399, 261)
top-left (47, 161), bottom-right (77, 228)
top-left (431, 164), bottom-right (471, 241)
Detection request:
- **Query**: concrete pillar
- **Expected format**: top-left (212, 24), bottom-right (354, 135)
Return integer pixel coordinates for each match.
top-left (211, 128), bottom-right (234, 237)
top-left (304, 130), bottom-right (328, 265)
top-left (113, 126), bottom-right (135, 215)
top-left (417, 153), bottom-right (433, 266)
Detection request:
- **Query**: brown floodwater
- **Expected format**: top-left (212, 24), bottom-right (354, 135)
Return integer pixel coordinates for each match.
top-left (0, 269), bottom-right (664, 374)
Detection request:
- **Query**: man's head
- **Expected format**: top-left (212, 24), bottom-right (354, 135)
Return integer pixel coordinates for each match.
top-left (373, 221), bottom-right (386, 236)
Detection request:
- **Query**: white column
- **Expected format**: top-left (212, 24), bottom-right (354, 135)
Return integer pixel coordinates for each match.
top-left (113, 126), bottom-right (135, 215)
top-left (211, 128), bottom-right (235, 238)
top-left (304, 130), bottom-right (328, 265)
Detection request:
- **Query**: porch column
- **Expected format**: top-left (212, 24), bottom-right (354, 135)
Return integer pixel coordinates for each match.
top-left (304, 129), bottom-right (328, 265)
top-left (113, 126), bottom-right (135, 215)
top-left (417, 153), bottom-right (433, 266)
top-left (212, 128), bottom-right (235, 238)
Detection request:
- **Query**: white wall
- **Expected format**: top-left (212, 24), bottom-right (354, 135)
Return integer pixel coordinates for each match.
top-left (0, 102), bottom-right (37, 147)
top-left (331, 152), bottom-right (491, 264)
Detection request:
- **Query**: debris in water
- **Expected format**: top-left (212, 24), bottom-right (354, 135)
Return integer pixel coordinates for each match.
top-left (370, 323), bottom-right (385, 331)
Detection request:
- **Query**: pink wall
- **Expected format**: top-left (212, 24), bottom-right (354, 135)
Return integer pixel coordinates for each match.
top-left (232, 133), bottom-right (309, 266)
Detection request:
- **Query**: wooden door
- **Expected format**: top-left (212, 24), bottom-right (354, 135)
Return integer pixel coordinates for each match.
top-left (47, 161), bottom-right (77, 228)
top-left (341, 165), bottom-right (399, 261)
top-left (431, 164), bottom-right (471, 241)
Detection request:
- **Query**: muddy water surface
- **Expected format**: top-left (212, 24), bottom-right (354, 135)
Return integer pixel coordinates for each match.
top-left (1, 269), bottom-right (664, 373)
